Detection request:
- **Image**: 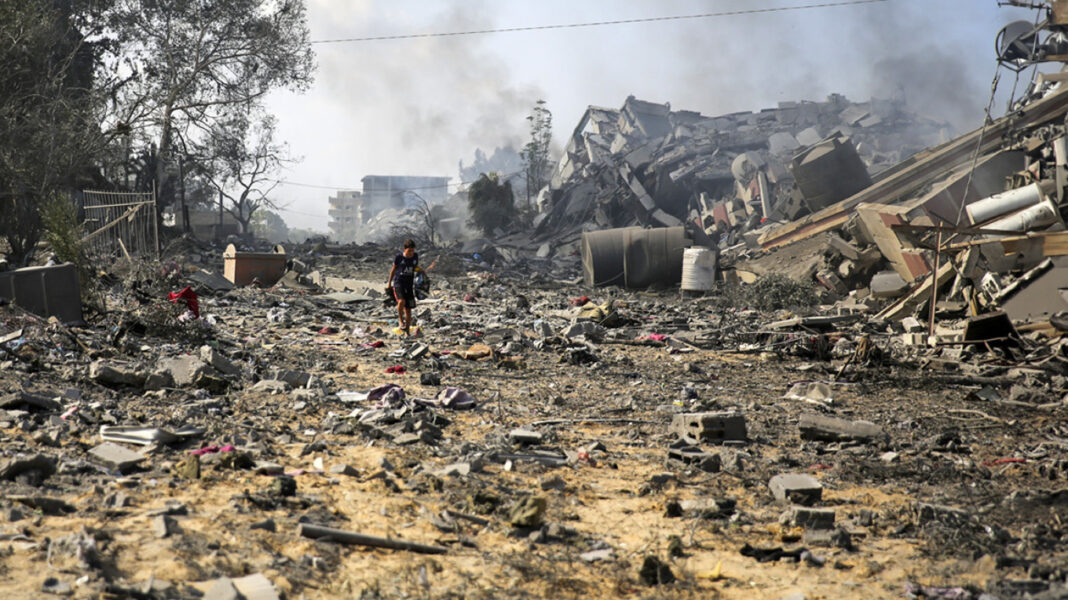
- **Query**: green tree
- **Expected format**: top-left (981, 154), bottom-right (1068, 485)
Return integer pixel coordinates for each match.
top-left (104, 0), bottom-right (314, 214)
top-left (466, 172), bottom-right (517, 237)
top-left (0, 0), bottom-right (106, 265)
top-left (520, 100), bottom-right (553, 210)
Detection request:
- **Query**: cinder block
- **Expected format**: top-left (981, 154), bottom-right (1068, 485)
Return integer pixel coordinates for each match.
top-left (670, 412), bottom-right (747, 444)
top-left (783, 506), bottom-right (835, 529)
top-left (769, 473), bottom-right (822, 506)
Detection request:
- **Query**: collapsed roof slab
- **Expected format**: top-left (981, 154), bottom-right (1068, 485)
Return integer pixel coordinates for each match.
top-left (758, 85), bottom-right (1068, 251)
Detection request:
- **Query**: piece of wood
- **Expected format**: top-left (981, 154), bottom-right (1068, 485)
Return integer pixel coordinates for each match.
top-left (297, 523), bottom-right (447, 554)
top-left (944, 231), bottom-right (1068, 255)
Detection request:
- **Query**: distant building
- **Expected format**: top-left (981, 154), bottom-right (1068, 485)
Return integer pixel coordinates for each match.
top-left (327, 176), bottom-right (450, 243)
top-left (328, 190), bottom-right (363, 242)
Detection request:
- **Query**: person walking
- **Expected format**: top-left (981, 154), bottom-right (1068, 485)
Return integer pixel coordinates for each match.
top-left (387, 239), bottom-right (419, 335)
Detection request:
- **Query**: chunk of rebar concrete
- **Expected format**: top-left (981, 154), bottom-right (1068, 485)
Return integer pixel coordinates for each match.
top-left (89, 442), bottom-right (145, 474)
top-left (670, 412), bottom-right (746, 444)
top-left (797, 413), bottom-right (885, 443)
top-left (297, 523), bottom-right (447, 554)
top-left (769, 473), bottom-right (822, 506)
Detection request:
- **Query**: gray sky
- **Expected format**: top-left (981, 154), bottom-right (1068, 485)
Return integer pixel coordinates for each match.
top-left (264, 0), bottom-right (1041, 231)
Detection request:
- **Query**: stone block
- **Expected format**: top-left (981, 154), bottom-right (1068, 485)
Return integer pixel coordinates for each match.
top-left (768, 473), bottom-right (822, 506)
top-left (157, 355), bottom-right (209, 387)
top-left (270, 368), bottom-right (311, 388)
top-left (199, 346), bottom-right (241, 376)
top-left (509, 428), bottom-right (543, 445)
top-left (782, 506), bottom-right (835, 529)
top-left (89, 442), bottom-right (145, 474)
top-left (670, 412), bottom-right (747, 444)
top-left (90, 360), bottom-right (147, 387)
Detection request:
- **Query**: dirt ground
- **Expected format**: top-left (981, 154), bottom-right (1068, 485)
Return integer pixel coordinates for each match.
top-left (1, 252), bottom-right (1066, 599)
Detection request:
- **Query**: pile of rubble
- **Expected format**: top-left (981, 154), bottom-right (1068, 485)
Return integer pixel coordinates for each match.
top-left (3, 78), bottom-right (1068, 600)
top-left (1, 213), bottom-right (1066, 597)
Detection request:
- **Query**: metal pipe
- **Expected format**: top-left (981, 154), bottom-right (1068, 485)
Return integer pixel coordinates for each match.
top-left (297, 523), bottom-right (448, 554)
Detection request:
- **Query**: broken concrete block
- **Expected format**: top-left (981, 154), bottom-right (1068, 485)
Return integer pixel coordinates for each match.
top-left (870, 271), bottom-right (909, 299)
top-left (143, 372), bottom-right (172, 391)
top-left (678, 498), bottom-right (736, 519)
top-left (579, 548), bottom-right (613, 563)
top-left (670, 412), bottom-right (747, 444)
top-left (154, 514), bottom-right (177, 538)
top-left (827, 234), bottom-right (860, 261)
top-left (509, 428), bottom-right (543, 445)
top-left (666, 444), bottom-right (721, 472)
top-left (157, 355), bottom-right (209, 387)
top-left (204, 577), bottom-right (241, 600)
top-left (251, 379), bottom-right (290, 394)
top-left (270, 368), bottom-right (312, 388)
top-left (798, 413), bottom-right (885, 443)
top-left (769, 473), bottom-right (822, 506)
top-left (90, 360), bottom-right (147, 387)
top-left (193, 371), bottom-right (229, 393)
top-left (199, 345), bottom-right (241, 376)
top-left (533, 320), bottom-right (554, 339)
top-left (231, 573), bottom-right (279, 600)
top-left (0, 453), bottom-right (56, 482)
top-left (560, 321), bottom-right (606, 342)
top-left (89, 442), bottom-right (145, 474)
top-left (436, 462), bottom-right (474, 477)
top-left (900, 316), bottom-right (924, 333)
top-left (816, 269), bottom-right (847, 294)
top-left (782, 506), bottom-right (835, 529)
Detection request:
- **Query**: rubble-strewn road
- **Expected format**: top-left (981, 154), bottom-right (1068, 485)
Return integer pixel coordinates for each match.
top-left (1, 243), bottom-right (1065, 599)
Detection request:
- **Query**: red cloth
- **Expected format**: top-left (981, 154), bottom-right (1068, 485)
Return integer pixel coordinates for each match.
top-left (168, 286), bottom-right (199, 318)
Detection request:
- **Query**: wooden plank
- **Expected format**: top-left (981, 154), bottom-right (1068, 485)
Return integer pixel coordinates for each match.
top-left (944, 231), bottom-right (1068, 256)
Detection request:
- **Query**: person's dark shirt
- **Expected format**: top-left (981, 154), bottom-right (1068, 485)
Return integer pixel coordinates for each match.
top-left (393, 252), bottom-right (418, 287)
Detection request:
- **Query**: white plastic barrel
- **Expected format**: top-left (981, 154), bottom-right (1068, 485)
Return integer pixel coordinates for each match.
top-left (984, 199), bottom-right (1060, 233)
top-left (965, 183), bottom-right (1043, 225)
top-left (680, 247), bottom-right (717, 291)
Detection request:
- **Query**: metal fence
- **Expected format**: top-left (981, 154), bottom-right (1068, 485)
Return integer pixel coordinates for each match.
top-left (81, 190), bottom-right (159, 262)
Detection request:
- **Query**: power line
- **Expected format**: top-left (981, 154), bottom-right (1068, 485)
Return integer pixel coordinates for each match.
top-left (310, 0), bottom-right (891, 44)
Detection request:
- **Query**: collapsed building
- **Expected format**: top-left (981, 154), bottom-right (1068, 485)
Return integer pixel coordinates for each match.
top-left (535, 94), bottom-right (950, 237)
top-left (522, 78), bottom-right (1068, 329)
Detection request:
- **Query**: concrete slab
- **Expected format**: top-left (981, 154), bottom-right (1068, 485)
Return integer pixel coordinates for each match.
top-left (89, 442), bottom-right (145, 474)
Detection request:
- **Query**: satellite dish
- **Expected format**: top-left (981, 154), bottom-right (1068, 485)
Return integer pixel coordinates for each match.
top-left (997, 20), bottom-right (1040, 64)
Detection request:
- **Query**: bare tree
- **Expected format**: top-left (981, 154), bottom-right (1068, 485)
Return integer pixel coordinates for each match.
top-left (103, 0), bottom-right (314, 211)
top-left (199, 110), bottom-right (291, 234)
top-left (404, 191), bottom-right (441, 247)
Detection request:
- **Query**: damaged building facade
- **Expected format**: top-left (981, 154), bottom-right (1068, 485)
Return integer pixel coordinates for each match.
top-left (328, 175), bottom-right (451, 244)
